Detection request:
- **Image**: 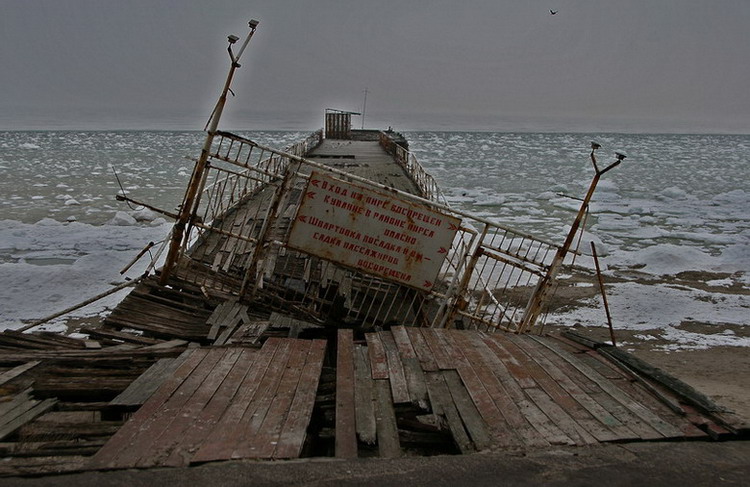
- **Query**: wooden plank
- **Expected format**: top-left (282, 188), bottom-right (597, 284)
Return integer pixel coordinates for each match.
top-left (109, 355), bottom-right (187, 407)
top-left (0, 332), bottom-right (82, 350)
top-left (480, 335), bottom-right (573, 446)
top-left (373, 379), bottom-right (401, 458)
top-left (0, 399), bottom-right (57, 441)
top-left (226, 320), bottom-right (270, 345)
top-left (597, 343), bottom-right (729, 415)
top-left (121, 293), bottom-right (211, 320)
top-left (503, 334), bottom-right (616, 444)
top-left (423, 372), bottom-right (474, 453)
top-left (390, 326), bottom-right (416, 358)
top-left (2, 330), bottom-right (87, 349)
top-left (274, 339), bottom-right (327, 459)
top-left (529, 336), bottom-right (683, 439)
top-left (205, 301), bottom-right (230, 325)
top-left (380, 332), bottom-right (410, 404)
top-left (441, 331), bottom-right (518, 448)
top-left (402, 357), bottom-right (429, 410)
top-left (518, 335), bottom-right (639, 441)
top-left (0, 389), bottom-right (36, 419)
top-left (214, 311), bottom-right (245, 346)
top-left (105, 347), bottom-right (226, 468)
top-left (142, 339), bottom-right (189, 350)
top-left (577, 347), bottom-right (707, 439)
top-left (0, 389), bottom-right (34, 425)
top-left (105, 315), bottom-right (206, 341)
top-left (525, 387), bottom-right (599, 446)
top-left (365, 332), bottom-right (389, 379)
top-left (136, 348), bottom-right (244, 467)
top-left (89, 348), bottom-right (211, 469)
top-left (352, 344), bottom-right (377, 445)
top-left (0, 361), bottom-right (40, 387)
top-left (405, 328), bottom-right (439, 371)
top-left (335, 330), bottom-right (358, 458)
top-left (0, 438), bottom-right (106, 457)
top-left (241, 339), bottom-right (310, 459)
top-left (419, 329), bottom-right (452, 370)
top-left (269, 312), bottom-right (321, 338)
top-left (227, 339), bottom-right (295, 460)
top-left (454, 332), bottom-right (548, 448)
top-left (113, 298), bottom-right (210, 326)
top-left (163, 348), bottom-right (259, 467)
top-left (0, 455), bottom-right (88, 477)
top-left (441, 370), bottom-right (493, 450)
top-left (80, 326), bottom-right (161, 345)
top-left (130, 287), bottom-right (209, 315)
top-left (217, 303), bottom-right (244, 328)
top-left (483, 334), bottom-right (537, 388)
top-left (191, 338), bottom-right (286, 463)
top-left (493, 334), bottom-right (597, 446)
top-left (434, 329), bottom-right (466, 367)
top-left (206, 301), bottom-right (234, 340)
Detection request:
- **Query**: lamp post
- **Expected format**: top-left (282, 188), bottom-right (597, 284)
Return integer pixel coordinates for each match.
top-left (160, 20), bottom-right (259, 285)
top-left (518, 143), bottom-right (626, 333)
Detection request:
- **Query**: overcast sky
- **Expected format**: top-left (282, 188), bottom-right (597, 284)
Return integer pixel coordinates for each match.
top-left (1, 0), bottom-right (749, 132)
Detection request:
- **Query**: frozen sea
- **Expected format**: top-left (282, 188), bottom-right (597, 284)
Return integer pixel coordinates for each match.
top-left (1, 130), bottom-right (748, 349)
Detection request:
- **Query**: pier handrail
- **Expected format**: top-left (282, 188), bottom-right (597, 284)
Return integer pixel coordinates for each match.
top-left (378, 131), bottom-right (449, 206)
top-left (166, 127), bottom-right (563, 333)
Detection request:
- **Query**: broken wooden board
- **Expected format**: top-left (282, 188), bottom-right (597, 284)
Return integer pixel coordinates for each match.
top-left (89, 338), bottom-right (327, 470)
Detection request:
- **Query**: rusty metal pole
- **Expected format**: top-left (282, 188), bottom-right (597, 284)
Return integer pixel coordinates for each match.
top-left (519, 144), bottom-right (625, 333)
top-left (590, 241), bottom-right (617, 346)
top-left (160, 20), bottom-right (259, 285)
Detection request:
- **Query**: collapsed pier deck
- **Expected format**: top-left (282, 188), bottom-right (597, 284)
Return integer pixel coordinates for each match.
top-left (1, 129), bottom-right (747, 476)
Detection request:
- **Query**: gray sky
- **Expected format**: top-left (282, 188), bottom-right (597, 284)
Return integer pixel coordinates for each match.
top-left (1, 0), bottom-right (749, 132)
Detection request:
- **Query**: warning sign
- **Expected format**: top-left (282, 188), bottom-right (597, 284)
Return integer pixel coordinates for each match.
top-left (287, 171), bottom-right (460, 291)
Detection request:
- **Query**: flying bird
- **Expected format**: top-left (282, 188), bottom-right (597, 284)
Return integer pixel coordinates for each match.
top-left (550, 9), bottom-right (558, 15)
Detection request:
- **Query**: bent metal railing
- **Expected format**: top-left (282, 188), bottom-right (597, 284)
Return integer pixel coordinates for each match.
top-left (166, 129), bottom-right (561, 333)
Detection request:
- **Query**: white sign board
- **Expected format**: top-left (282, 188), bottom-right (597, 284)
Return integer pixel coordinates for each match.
top-left (288, 171), bottom-right (460, 291)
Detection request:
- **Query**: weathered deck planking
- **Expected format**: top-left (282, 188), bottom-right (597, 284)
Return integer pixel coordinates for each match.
top-left (273, 339), bottom-right (326, 459)
top-left (335, 329), bottom-right (357, 458)
top-left (0, 361), bottom-right (40, 387)
top-left (90, 338), bottom-right (326, 469)
top-left (190, 340), bottom-right (284, 463)
top-left (373, 379), bottom-right (401, 457)
top-left (108, 352), bottom-right (192, 408)
top-left (351, 329), bottom-right (722, 454)
top-left (365, 332), bottom-right (389, 379)
top-left (379, 331), bottom-right (410, 404)
top-left (75, 327), bottom-right (740, 472)
top-left (353, 344), bottom-right (377, 445)
top-left (0, 388), bottom-right (58, 441)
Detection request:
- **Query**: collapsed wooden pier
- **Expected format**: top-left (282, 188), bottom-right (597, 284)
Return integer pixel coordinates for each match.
top-left (2, 120), bottom-right (748, 476)
top-left (1, 318), bottom-right (746, 476)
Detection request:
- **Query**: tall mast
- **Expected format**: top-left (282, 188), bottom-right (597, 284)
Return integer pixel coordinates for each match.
top-left (160, 20), bottom-right (260, 285)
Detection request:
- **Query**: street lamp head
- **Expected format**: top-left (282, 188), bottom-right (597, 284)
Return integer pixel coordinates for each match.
top-left (591, 141), bottom-right (601, 150)
top-left (227, 35), bottom-right (240, 44)
top-left (614, 150), bottom-right (627, 161)
top-left (249, 19), bottom-right (260, 29)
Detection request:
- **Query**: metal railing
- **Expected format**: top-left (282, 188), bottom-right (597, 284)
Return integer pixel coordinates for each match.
top-left (169, 129), bottom-right (560, 333)
top-left (379, 132), bottom-right (448, 205)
